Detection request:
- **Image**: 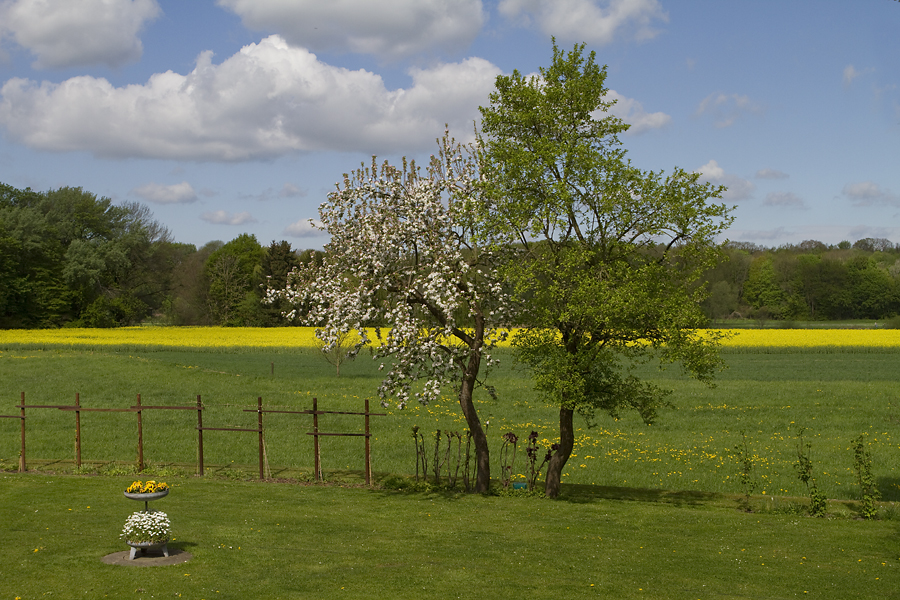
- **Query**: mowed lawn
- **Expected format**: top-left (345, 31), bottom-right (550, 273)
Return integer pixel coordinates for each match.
top-left (1, 474), bottom-right (898, 599)
top-left (1, 333), bottom-right (899, 501)
top-left (1, 328), bottom-right (900, 598)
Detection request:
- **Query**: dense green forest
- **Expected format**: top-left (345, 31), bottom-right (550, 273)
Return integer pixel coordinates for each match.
top-left (0, 182), bottom-right (319, 328)
top-left (703, 240), bottom-right (900, 322)
top-left (1, 181), bottom-right (899, 328)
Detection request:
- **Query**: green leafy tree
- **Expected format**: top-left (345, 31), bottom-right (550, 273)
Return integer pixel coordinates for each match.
top-left (0, 183), bottom-right (176, 327)
top-left (166, 241), bottom-right (221, 325)
top-left (743, 255), bottom-right (786, 318)
top-left (206, 234), bottom-right (265, 326)
top-left (478, 41), bottom-right (733, 497)
top-left (260, 240), bottom-right (302, 325)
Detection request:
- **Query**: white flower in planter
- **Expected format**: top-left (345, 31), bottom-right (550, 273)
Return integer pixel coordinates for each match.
top-left (121, 510), bottom-right (171, 544)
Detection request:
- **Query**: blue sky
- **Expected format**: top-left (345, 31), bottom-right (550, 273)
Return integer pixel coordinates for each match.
top-left (1, 0), bottom-right (898, 250)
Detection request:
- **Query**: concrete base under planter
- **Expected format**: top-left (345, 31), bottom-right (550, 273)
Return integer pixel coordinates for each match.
top-left (101, 548), bottom-right (191, 567)
top-left (127, 541), bottom-right (169, 560)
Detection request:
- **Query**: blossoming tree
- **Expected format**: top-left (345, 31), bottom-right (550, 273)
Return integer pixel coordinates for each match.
top-left (270, 132), bottom-right (511, 492)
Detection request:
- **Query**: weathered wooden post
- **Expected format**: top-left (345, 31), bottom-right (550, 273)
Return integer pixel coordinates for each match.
top-left (74, 393), bottom-right (81, 468)
top-left (197, 395), bottom-right (204, 476)
top-left (257, 396), bottom-right (264, 481)
top-left (364, 398), bottom-right (372, 486)
top-left (136, 394), bottom-right (144, 472)
top-left (312, 397), bottom-right (321, 482)
top-left (19, 392), bottom-right (25, 473)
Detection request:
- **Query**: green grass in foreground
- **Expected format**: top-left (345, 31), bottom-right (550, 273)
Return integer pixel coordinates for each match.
top-left (1, 347), bottom-right (899, 503)
top-left (2, 474), bottom-right (898, 600)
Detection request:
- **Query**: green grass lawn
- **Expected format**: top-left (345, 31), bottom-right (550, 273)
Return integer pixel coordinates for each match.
top-left (2, 342), bottom-right (900, 598)
top-left (1, 346), bottom-right (899, 502)
top-left (2, 474), bottom-right (898, 599)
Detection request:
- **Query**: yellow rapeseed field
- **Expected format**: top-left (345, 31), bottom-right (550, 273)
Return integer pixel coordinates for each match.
top-left (0, 326), bottom-right (898, 349)
top-left (0, 327), bottom-right (324, 349)
top-left (715, 328), bottom-right (900, 348)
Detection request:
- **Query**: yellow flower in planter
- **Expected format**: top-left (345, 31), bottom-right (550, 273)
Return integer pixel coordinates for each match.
top-left (126, 480), bottom-right (168, 494)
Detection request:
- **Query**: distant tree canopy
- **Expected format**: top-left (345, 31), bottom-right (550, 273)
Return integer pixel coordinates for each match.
top-left (3, 179), bottom-right (898, 329)
top-left (702, 240), bottom-right (900, 321)
top-left (0, 181), bottom-right (310, 328)
top-left (0, 183), bottom-right (179, 327)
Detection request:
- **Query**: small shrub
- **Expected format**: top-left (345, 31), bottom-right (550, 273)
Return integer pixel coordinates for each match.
top-left (879, 502), bottom-right (900, 521)
top-left (852, 434), bottom-right (881, 519)
top-left (733, 431), bottom-right (758, 511)
top-left (881, 316), bottom-right (900, 329)
top-left (411, 426), bottom-right (474, 491)
top-left (499, 432), bottom-right (518, 488)
top-left (100, 462), bottom-right (137, 477)
top-left (793, 427), bottom-right (827, 517)
top-left (524, 431), bottom-right (556, 492)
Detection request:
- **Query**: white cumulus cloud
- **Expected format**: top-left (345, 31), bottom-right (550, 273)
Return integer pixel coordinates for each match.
top-left (217, 0), bottom-right (484, 59)
top-left (0, 35), bottom-right (502, 160)
top-left (0, 0), bottom-right (160, 69)
top-left (131, 181), bottom-right (197, 205)
top-left (763, 191), bottom-right (806, 209)
top-left (695, 159), bottom-right (755, 202)
top-left (603, 89), bottom-right (670, 133)
top-left (201, 210), bottom-right (257, 226)
top-left (695, 92), bottom-right (763, 128)
top-left (284, 218), bottom-right (325, 238)
top-left (842, 181), bottom-right (900, 207)
top-left (499, 0), bottom-right (667, 45)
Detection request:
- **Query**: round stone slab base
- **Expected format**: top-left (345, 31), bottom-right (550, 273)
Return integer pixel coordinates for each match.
top-left (101, 548), bottom-right (192, 567)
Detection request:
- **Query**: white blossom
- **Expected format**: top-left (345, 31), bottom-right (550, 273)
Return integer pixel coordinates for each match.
top-left (270, 131), bottom-right (514, 408)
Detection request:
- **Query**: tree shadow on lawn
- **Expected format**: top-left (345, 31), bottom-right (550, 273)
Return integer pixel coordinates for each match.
top-left (877, 476), bottom-right (900, 502)
top-left (374, 476), bottom-right (725, 508)
top-left (558, 483), bottom-right (723, 507)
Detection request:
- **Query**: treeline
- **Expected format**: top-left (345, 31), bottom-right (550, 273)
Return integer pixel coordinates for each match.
top-left (0, 182), bottom-right (320, 328)
top-left (702, 240), bottom-right (900, 322)
top-left (4, 181), bottom-right (900, 328)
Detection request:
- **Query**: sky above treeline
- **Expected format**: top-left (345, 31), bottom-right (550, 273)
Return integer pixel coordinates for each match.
top-left (0, 0), bottom-right (898, 250)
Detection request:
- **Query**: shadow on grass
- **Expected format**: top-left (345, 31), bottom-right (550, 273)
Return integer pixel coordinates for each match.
top-left (558, 483), bottom-right (724, 507)
top-left (168, 540), bottom-right (199, 552)
top-left (877, 476), bottom-right (900, 502)
top-left (374, 475), bottom-right (728, 508)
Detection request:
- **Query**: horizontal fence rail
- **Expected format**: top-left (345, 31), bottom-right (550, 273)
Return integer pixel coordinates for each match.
top-left (6, 392), bottom-right (384, 483)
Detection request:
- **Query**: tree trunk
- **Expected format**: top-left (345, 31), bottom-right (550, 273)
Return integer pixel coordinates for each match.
top-left (544, 407), bottom-right (574, 498)
top-left (457, 353), bottom-right (490, 493)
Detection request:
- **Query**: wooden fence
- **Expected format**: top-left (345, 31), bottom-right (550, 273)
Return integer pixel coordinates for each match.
top-left (4, 393), bottom-right (385, 484)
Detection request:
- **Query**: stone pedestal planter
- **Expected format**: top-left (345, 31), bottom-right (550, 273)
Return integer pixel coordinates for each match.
top-left (126, 539), bottom-right (169, 560)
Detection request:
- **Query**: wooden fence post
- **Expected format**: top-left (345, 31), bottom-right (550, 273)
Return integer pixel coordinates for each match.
top-left (312, 397), bottom-right (321, 482)
top-left (74, 393), bottom-right (81, 468)
top-left (19, 392), bottom-right (26, 473)
top-left (197, 395), bottom-right (204, 476)
top-left (257, 396), bottom-right (264, 481)
top-left (136, 394), bottom-right (144, 472)
top-left (365, 398), bottom-right (372, 485)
